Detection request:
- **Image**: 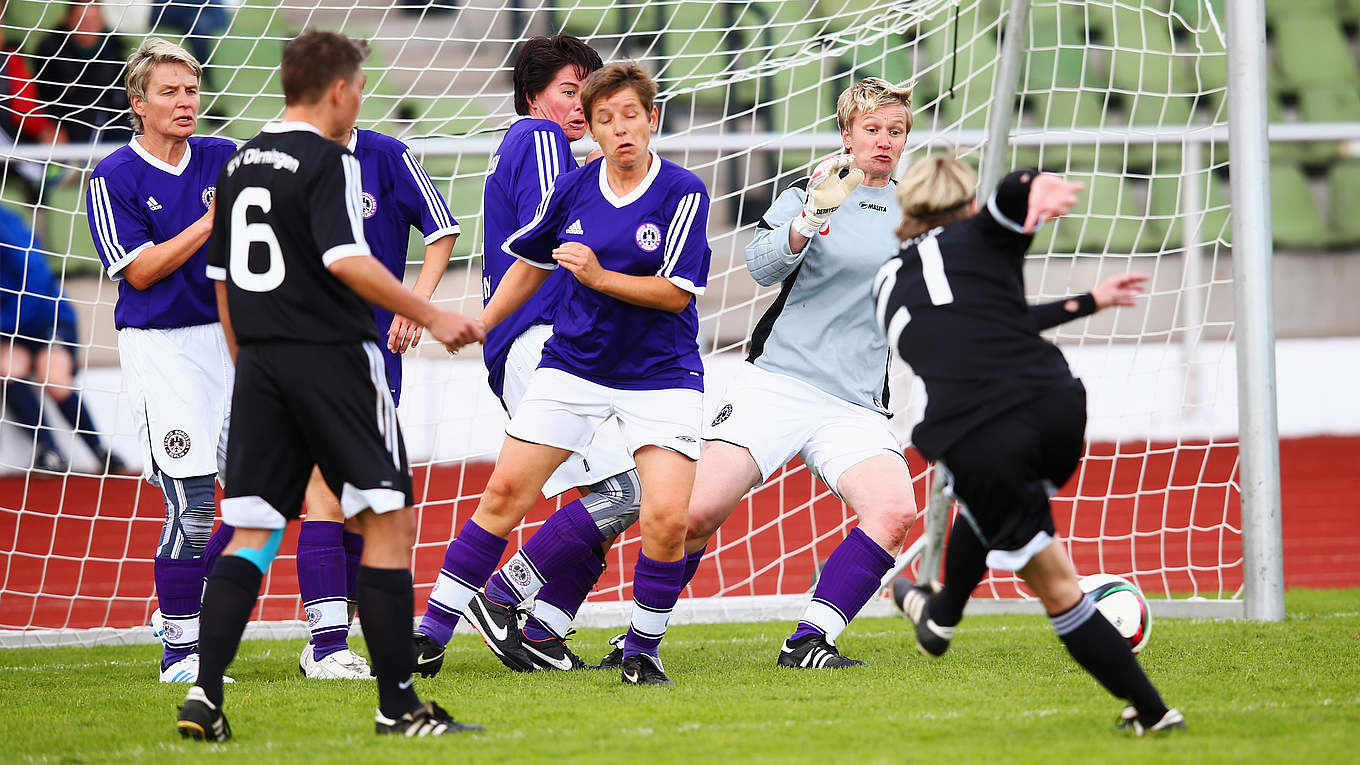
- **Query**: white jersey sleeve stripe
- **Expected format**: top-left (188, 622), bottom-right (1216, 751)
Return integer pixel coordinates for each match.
top-left (89, 178), bottom-right (126, 265)
top-left (340, 153), bottom-right (368, 251)
top-left (659, 193), bottom-right (700, 278)
top-left (501, 176), bottom-right (559, 269)
top-left (533, 131), bottom-right (552, 203)
top-left (401, 150), bottom-right (453, 231)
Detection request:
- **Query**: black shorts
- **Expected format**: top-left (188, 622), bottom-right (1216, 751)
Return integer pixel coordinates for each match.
top-left (221, 341), bottom-right (412, 528)
top-left (940, 378), bottom-right (1086, 570)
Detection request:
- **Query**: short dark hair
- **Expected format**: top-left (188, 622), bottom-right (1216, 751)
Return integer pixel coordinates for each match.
top-left (281, 30), bottom-right (369, 106)
top-left (580, 61), bottom-right (656, 123)
top-left (512, 34), bottom-right (602, 116)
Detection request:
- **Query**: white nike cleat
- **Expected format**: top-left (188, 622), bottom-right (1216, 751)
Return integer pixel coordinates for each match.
top-left (159, 653), bottom-right (235, 684)
top-left (300, 644), bottom-right (373, 679)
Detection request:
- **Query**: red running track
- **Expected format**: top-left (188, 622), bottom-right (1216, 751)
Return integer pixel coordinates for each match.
top-left (2, 436), bottom-right (1357, 631)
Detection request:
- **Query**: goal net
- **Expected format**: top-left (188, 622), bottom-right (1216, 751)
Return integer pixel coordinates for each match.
top-left (0, 0), bottom-right (1245, 646)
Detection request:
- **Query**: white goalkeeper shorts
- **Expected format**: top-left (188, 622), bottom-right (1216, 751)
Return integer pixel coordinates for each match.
top-left (118, 323), bottom-right (233, 482)
top-left (702, 362), bottom-right (904, 497)
top-left (506, 365), bottom-right (703, 463)
top-left (502, 325), bottom-right (637, 496)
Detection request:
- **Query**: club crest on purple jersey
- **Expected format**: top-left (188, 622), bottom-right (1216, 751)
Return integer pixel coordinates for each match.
top-left (362, 191), bottom-right (378, 219)
top-left (201, 186), bottom-right (215, 208)
top-left (635, 221), bottom-right (661, 252)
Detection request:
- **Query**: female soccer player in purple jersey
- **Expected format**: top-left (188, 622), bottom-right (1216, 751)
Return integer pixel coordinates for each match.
top-left (86, 38), bottom-right (236, 684)
top-left (439, 62), bottom-right (711, 686)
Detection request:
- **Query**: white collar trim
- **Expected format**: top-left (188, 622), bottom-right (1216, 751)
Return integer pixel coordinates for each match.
top-left (598, 150), bottom-right (661, 208)
top-left (129, 135), bottom-right (192, 176)
top-left (346, 129), bottom-right (358, 151)
top-left (262, 120), bottom-right (327, 137)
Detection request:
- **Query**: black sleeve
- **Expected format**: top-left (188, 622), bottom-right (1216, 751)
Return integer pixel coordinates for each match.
top-left (309, 149), bottom-right (371, 265)
top-left (206, 165), bottom-right (229, 279)
top-left (1029, 292), bottom-right (1097, 330)
top-left (979, 168), bottom-right (1041, 241)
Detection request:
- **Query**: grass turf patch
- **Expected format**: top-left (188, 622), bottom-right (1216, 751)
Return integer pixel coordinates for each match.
top-left (0, 588), bottom-right (1356, 764)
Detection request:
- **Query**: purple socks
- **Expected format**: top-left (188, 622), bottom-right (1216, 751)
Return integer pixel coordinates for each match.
top-left (154, 556), bottom-right (203, 668)
top-left (417, 519), bottom-right (507, 646)
top-left (791, 528), bottom-right (894, 644)
top-left (297, 520), bottom-right (351, 660)
top-left (623, 552), bottom-right (686, 659)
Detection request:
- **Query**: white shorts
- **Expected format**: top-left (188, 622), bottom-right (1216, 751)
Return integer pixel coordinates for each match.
top-left (503, 325), bottom-right (636, 497)
top-left (507, 366), bottom-right (703, 462)
top-left (702, 363), bottom-right (904, 497)
top-left (118, 323), bottom-right (233, 482)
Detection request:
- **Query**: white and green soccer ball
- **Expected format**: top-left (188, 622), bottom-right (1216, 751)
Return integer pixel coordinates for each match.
top-left (1079, 573), bottom-right (1151, 654)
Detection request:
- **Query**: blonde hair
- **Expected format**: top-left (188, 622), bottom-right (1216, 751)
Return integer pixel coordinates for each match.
top-left (836, 76), bottom-right (914, 134)
top-left (125, 38), bottom-right (202, 134)
top-left (896, 156), bottom-right (978, 240)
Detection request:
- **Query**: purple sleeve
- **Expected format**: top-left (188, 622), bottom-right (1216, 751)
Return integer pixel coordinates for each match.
top-left (501, 171), bottom-right (569, 269)
top-left (658, 186), bottom-right (711, 296)
top-left (511, 129), bottom-right (574, 225)
top-left (395, 149), bottom-right (459, 243)
top-left (86, 171), bottom-right (155, 279)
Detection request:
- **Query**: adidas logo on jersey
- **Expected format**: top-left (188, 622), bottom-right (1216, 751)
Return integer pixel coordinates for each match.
top-left (565, 219), bottom-right (584, 235)
top-left (146, 196), bottom-right (162, 211)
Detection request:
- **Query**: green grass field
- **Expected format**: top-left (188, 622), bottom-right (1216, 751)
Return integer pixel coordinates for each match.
top-left (2, 589), bottom-right (1356, 764)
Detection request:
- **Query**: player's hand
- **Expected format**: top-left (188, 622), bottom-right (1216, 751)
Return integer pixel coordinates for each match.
top-left (552, 242), bottom-right (606, 289)
top-left (585, 148), bottom-right (604, 164)
top-left (387, 314), bottom-right (423, 353)
top-left (428, 311), bottom-right (485, 352)
top-left (1091, 272), bottom-right (1149, 310)
top-left (1023, 173), bottom-right (1084, 232)
top-left (793, 155), bottom-right (865, 238)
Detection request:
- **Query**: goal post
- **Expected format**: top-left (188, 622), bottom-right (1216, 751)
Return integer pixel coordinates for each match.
top-left (0, 0), bottom-right (1288, 648)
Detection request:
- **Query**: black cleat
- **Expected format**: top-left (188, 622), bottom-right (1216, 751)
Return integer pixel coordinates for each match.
top-left (176, 686), bottom-right (231, 742)
top-left (465, 591), bottom-right (537, 672)
top-left (1116, 706), bottom-right (1187, 736)
top-left (412, 632), bottom-right (446, 678)
top-left (900, 583), bottom-right (952, 658)
top-left (777, 633), bottom-right (867, 669)
top-left (522, 630), bottom-right (597, 671)
top-left (375, 701), bottom-right (484, 736)
top-left (620, 652), bottom-right (674, 686)
top-left (597, 632), bottom-right (627, 669)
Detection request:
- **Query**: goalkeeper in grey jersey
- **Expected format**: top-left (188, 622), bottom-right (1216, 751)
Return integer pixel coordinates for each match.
top-left (664, 78), bottom-right (920, 669)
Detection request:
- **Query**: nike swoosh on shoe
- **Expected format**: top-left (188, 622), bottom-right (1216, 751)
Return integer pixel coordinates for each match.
top-left (475, 599), bottom-right (510, 642)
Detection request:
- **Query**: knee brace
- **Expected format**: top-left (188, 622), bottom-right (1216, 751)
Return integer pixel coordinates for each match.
top-left (156, 472), bottom-right (218, 559)
top-left (581, 469), bottom-right (642, 539)
top-left (234, 527), bottom-right (285, 574)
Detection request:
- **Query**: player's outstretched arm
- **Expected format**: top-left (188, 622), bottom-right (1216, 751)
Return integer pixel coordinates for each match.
top-left (121, 200), bottom-right (215, 291)
top-left (388, 233), bottom-right (456, 354)
top-left (1029, 273), bottom-right (1148, 330)
top-left (552, 241), bottom-right (691, 313)
top-left (328, 253), bottom-right (483, 349)
top-left (480, 258), bottom-right (553, 333)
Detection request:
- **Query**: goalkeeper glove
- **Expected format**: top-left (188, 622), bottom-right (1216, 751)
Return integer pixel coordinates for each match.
top-left (792, 155), bottom-right (865, 238)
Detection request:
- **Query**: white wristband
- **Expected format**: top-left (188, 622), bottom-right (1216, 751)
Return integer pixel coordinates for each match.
top-left (793, 213), bottom-right (824, 239)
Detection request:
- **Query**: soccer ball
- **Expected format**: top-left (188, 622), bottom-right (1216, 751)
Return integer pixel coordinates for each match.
top-left (1079, 573), bottom-right (1151, 654)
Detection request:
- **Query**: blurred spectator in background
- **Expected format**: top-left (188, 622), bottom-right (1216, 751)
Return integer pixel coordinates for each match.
top-left (0, 10), bottom-right (68, 201)
top-left (0, 204), bottom-right (123, 474)
top-left (149, 0), bottom-right (228, 93)
top-left (36, 1), bottom-right (134, 144)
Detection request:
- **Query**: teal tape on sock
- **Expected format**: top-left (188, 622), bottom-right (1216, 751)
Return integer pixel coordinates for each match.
top-left (234, 528), bottom-right (284, 574)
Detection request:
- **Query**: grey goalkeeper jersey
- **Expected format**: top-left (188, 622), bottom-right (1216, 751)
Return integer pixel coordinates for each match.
top-left (744, 178), bottom-right (901, 414)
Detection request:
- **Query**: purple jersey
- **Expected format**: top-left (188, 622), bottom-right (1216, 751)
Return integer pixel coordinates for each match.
top-left (87, 135), bottom-right (236, 329)
top-left (504, 152), bottom-right (711, 392)
top-left (481, 118), bottom-right (576, 399)
top-left (349, 128), bottom-right (459, 405)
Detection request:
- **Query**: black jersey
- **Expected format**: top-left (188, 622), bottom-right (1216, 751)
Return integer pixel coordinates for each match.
top-left (873, 169), bottom-right (1086, 460)
top-left (207, 121), bottom-right (378, 345)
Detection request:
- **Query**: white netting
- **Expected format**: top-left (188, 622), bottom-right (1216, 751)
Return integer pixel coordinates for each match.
top-left (1, 0), bottom-right (1246, 645)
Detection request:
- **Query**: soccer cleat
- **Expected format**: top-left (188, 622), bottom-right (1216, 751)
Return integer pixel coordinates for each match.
top-left (159, 653), bottom-right (235, 684)
top-left (900, 583), bottom-right (953, 658)
top-left (149, 609), bottom-right (166, 643)
top-left (464, 591), bottom-right (537, 673)
top-left (412, 632), bottom-right (446, 678)
top-left (176, 686), bottom-right (231, 741)
top-left (33, 445), bottom-right (68, 474)
top-left (375, 701), bottom-right (484, 736)
top-left (522, 630), bottom-right (597, 671)
top-left (1116, 705), bottom-right (1187, 736)
top-left (620, 653), bottom-right (674, 686)
top-left (597, 632), bottom-right (627, 669)
top-left (300, 644), bottom-right (373, 679)
top-left (777, 633), bottom-right (867, 669)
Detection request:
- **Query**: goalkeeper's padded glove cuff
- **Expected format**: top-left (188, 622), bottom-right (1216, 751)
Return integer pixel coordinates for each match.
top-left (792, 212), bottom-right (825, 239)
